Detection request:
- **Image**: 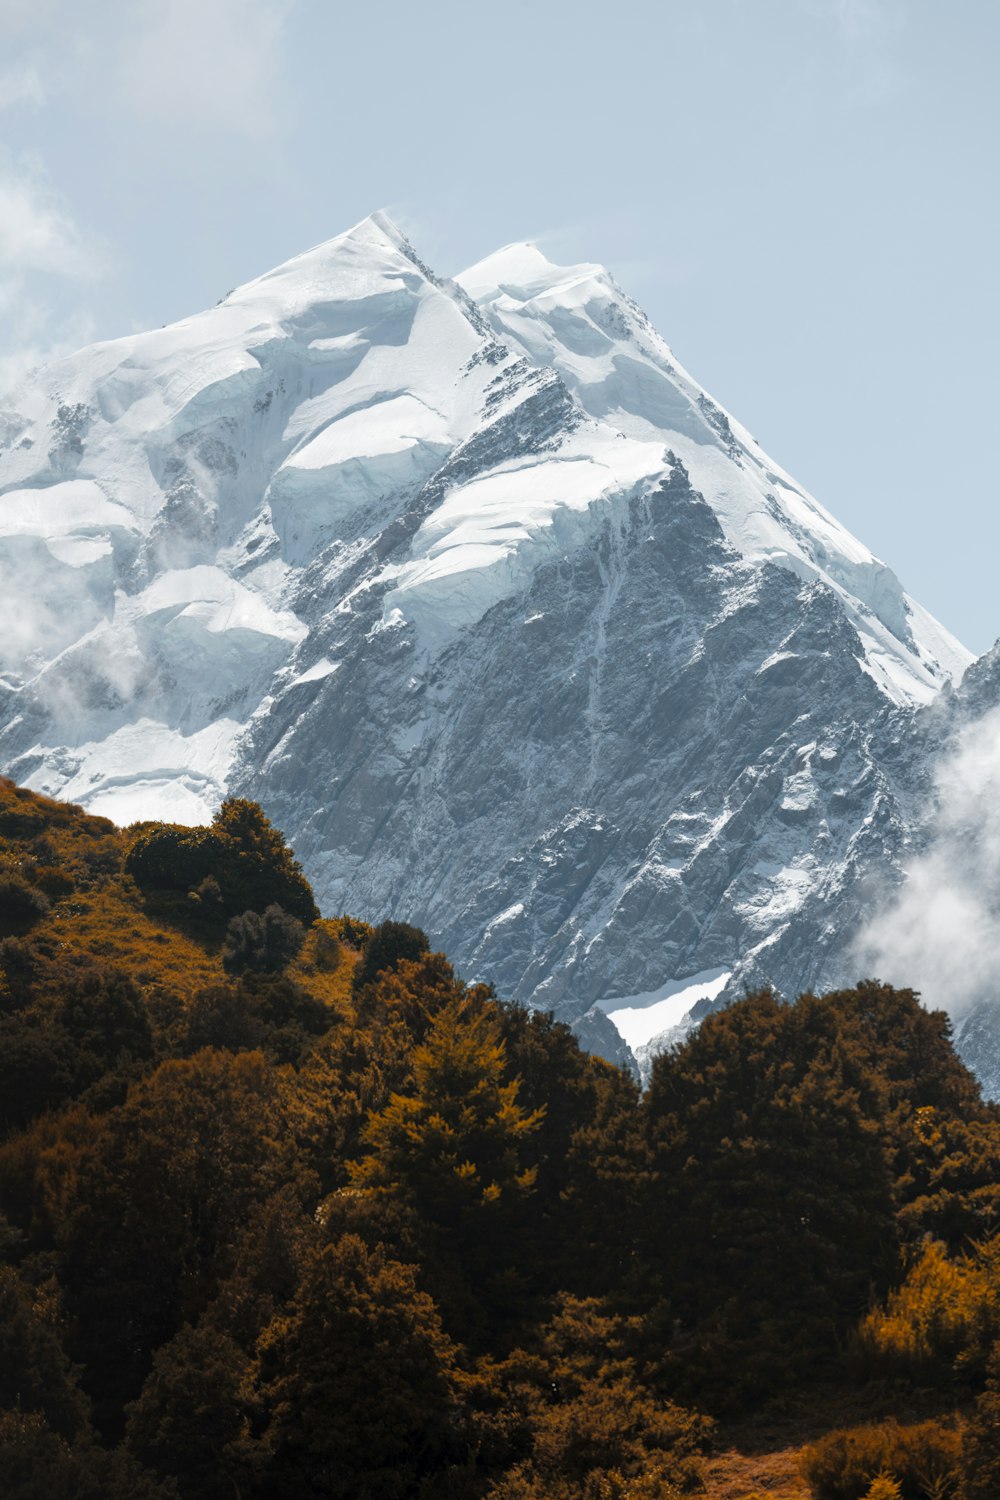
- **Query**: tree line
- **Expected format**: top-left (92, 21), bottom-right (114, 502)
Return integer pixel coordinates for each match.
top-left (0, 776), bottom-right (999, 1499)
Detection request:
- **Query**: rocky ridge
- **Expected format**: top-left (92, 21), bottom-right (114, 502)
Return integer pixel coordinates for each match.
top-left (0, 211), bottom-right (990, 1079)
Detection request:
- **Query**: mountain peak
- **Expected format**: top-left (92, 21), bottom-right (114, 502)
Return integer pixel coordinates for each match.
top-left (0, 210), bottom-right (982, 1078)
top-left (456, 241), bottom-right (605, 304)
top-left (224, 210), bottom-right (428, 311)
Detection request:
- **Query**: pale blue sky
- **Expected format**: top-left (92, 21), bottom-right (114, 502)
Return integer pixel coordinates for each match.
top-left (1, 0), bottom-right (996, 652)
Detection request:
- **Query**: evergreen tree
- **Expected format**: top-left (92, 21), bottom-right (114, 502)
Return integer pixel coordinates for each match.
top-left (256, 1234), bottom-right (463, 1499)
top-left (125, 1323), bottom-right (253, 1500)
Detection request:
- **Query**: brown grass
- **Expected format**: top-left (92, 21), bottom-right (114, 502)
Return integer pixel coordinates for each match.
top-left (694, 1383), bottom-right (969, 1500)
top-left (0, 777), bottom-right (360, 1016)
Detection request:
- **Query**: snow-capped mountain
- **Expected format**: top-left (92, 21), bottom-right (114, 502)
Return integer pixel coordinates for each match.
top-left (0, 212), bottom-right (979, 1074)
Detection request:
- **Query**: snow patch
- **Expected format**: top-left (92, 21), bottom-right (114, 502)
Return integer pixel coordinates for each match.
top-left (602, 968), bottom-right (732, 1050)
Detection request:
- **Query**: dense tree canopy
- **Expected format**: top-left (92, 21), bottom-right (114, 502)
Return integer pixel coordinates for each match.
top-left (1, 777), bottom-right (998, 1500)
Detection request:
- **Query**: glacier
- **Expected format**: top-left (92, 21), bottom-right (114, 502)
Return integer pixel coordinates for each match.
top-left (0, 209), bottom-right (991, 1079)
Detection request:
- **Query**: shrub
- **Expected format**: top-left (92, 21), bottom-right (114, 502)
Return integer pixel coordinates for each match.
top-left (960, 1345), bottom-right (1000, 1500)
top-left (353, 920), bottom-right (430, 992)
top-left (124, 823), bottom-right (223, 897)
top-left (182, 983), bottom-right (265, 1054)
top-left (311, 919), bottom-right (341, 972)
top-left (852, 1238), bottom-right (1000, 1387)
top-left (31, 865), bottom-right (75, 900)
top-left (211, 799), bottom-right (318, 924)
top-left (222, 905), bottom-right (305, 976)
top-left (864, 1480), bottom-right (903, 1500)
top-left (0, 872), bottom-right (50, 934)
top-left (125, 803), bottom-right (319, 926)
top-left (802, 1419), bottom-right (962, 1499)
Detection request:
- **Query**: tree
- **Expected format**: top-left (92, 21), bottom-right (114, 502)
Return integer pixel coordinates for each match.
top-left (641, 988), bottom-right (899, 1401)
top-left (0, 1267), bottom-right (89, 1439)
top-left (256, 1234), bottom-right (463, 1500)
top-left (221, 905), bottom-right (304, 976)
top-left (124, 801), bottom-right (318, 926)
top-left (59, 1049), bottom-right (293, 1422)
top-left (57, 966), bottom-right (154, 1072)
top-left (351, 995), bottom-right (543, 1338)
top-left (125, 1323), bottom-right (253, 1500)
top-left (211, 800), bottom-right (318, 925)
top-left (352, 920), bottom-right (430, 994)
top-left (0, 1410), bottom-right (174, 1500)
top-left (960, 1344), bottom-right (1000, 1500)
top-left (352, 996), bottom-right (543, 1227)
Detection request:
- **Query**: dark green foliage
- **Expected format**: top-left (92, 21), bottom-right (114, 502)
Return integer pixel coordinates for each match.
top-left (0, 1267), bottom-right (89, 1439)
top-left (350, 994), bottom-right (543, 1339)
top-left (0, 1018), bottom-right (78, 1131)
top-left (58, 1049), bottom-right (294, 1424)
top-left (0, 963), bottom-right (154, 1130)
top-left (0, 873), bottom-right (49, 935)
top-left (311, 919), bottom-right (340, 971)
top-left (353, 918), bottom-right (430, 992)
top-left (123, 825), bottom-right (220, 897)
top-left (0, 1410), bottom-right (177, 1500)
top-left (180, 975), bottom-right (329, 1064)
top-left (256, 1234), bottom-right (463, 1500)
top-left (5, 778), bottom-right (998, 1500)
top-left (125, 1324), bottom-right (252, 1500)
top-left (642, 987), bottom-right (902, 1401)
top-left (221, 904), bottom-right (304, 976)
top-left (57, 966), bottom-right (154, 1068)
top-left (124, 799), bottom-right (318, 926)
top-left (211, 799), bottom-right (318, 924)
top-left (960, 1345), bottom-right (1000, 1500)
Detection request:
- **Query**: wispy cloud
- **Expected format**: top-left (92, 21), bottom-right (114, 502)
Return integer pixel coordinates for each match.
top-left (0, 154), bottom-right (105, 279)
top-left (856, 701), bottom-right (1000, 1018)
top-left (0, 154), bottom-right (107, 395)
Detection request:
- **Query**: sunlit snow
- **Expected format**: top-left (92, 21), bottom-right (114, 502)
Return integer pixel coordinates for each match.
top-left (604, 968), bottom-right (733, 1050)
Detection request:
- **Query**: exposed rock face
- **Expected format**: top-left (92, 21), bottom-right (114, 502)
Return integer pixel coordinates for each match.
top-left (0, 211), bottom-right (988, 1079)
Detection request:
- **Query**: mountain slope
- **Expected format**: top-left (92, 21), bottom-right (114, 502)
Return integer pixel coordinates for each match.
top-left (0, 213), bottom-right (974, 1067)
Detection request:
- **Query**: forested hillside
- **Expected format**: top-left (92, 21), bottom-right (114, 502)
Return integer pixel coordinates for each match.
top-left (1, 776), bottom-right (999, 1499)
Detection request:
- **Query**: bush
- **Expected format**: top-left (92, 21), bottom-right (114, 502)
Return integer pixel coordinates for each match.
top-left (802, 1419), bottom-right (962, 1499)
top-left (125, 802), bottom-right (318, 926)
top-left (960, 1345), bottom-right (1000, 1500)
top-left (311, 920), bottom-right (341, 972)
top-left (0, 872), bottom-right (49, 935)
top-left (222, 906), bottom-right (305, 976)
top-left (353, 920), bottom-right (430, 992)
top-left (124, 824), bottom-right (223, 898)
top-left (852, 1238), bottom-right (1000, 1387)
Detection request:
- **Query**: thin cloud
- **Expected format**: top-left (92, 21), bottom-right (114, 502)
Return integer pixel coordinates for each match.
top-left (0, 154), bottom-right (107, 396)
top-left (0, 155), bottom-right (105, 279)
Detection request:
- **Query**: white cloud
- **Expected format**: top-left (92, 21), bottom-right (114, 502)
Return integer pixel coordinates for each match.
top-left (0, 295), bottom-right (96, 395)
top-left (0, 154), bottom-right (107, 396)
top-left (0, 155), bottom-right (104, 279)
top-left (857, 702), bottom-right (1000, 1018)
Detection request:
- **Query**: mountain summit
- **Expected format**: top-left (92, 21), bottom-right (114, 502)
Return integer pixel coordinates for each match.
top-left (0, 213), bottom-right (976, 1071)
